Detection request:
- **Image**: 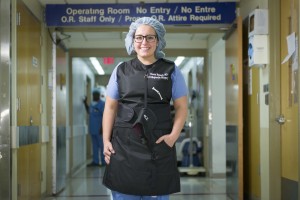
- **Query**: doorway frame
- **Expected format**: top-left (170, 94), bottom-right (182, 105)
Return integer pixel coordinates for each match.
top-left (268, 0), bottom-right (282, 199)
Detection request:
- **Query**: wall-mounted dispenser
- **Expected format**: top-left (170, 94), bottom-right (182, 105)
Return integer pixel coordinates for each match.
top-left (248, 9), bottom-right (268, 36)
top-left (248, 35), bottom-right (269, 66)
top-left (248, 9), bottom-right (269, 67)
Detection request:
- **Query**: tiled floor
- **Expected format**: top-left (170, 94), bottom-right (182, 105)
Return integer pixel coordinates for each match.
top-left (45, 165), bottom-right (230, 200)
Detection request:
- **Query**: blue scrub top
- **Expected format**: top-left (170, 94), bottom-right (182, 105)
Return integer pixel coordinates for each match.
top-left (106, 63), bottom-right (188, 100)
top-left (89, 100), bottom-right (105, 135)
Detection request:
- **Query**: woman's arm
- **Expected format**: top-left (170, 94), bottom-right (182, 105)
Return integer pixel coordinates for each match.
top-left (102, 96), bottom-right (118, 164)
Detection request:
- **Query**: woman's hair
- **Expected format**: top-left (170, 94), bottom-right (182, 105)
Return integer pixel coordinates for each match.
top-left (125, 17), bottom-right (166, 59)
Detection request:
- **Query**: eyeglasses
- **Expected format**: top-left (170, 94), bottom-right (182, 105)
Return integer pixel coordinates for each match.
top-left (134, 35), bottom-right (157, 43)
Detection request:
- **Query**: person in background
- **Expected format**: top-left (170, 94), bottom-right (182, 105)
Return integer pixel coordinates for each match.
top-left (83, 88), bottom-right (105, 167)
top-left (102, 17), bottom-right (188, 200)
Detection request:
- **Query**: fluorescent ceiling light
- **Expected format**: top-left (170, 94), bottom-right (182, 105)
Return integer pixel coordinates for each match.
top-left (89, 57), bottom-right (105, 75)
top-left (174, 56), bottom-right (185, 66)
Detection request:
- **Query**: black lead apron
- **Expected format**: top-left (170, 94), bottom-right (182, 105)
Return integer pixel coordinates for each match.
top-left (103, 58), bottom-right (180, 196)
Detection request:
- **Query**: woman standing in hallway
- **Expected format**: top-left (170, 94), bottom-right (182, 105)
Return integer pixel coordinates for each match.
top-left (102, 17), bottom-right (188, 200)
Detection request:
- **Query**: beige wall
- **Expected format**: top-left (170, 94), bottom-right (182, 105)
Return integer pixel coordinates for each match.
top-left (240, 0), bottom-right (268, 18)
top-left (70, 58), bottom-right (94, 171)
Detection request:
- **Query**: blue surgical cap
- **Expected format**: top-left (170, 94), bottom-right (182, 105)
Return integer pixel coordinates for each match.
top-left (125, 17), bottom-right (166, 59)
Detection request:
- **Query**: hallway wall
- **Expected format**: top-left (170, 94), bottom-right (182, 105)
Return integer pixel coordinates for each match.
top-left (70, 58), bottom-right (95, 172)
top-left (0, 0), bottom-right (11, 199)
top-left (208, 36), bottom-right (226, 177)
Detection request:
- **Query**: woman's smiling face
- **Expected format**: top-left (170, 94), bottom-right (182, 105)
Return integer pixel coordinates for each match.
top-left (134, 25), bottom-right (158, 63)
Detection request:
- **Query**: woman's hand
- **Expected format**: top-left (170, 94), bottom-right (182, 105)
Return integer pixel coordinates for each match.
top-left (103, 141), bottom-right (115, 164)
top-left (156, 96), bottom-right (187, 148)
top-left (155, 134), bottom-right (176, 147)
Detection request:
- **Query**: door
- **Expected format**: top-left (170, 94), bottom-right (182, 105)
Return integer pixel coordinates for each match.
top-left (280, 0), bottom-right (299, 199)
top-left (225, 16), bottom-right (244, 200)
top-left (16, 1), bottom-right (42, 199)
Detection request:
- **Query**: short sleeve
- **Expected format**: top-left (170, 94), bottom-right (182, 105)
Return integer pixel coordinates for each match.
top-left (106, 64), bottom-right (121, 100)
top-left (171, 66), bottom-right (188, 100)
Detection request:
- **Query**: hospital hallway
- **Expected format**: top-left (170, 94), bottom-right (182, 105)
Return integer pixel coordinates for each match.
top-left (3, 0), bottom-right (300, 200)
top-left (44, 164), bottom-right (230, 200)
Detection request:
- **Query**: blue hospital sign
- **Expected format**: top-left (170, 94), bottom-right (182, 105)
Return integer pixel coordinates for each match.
top-left (45, 2), bottom-right (236, 27)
